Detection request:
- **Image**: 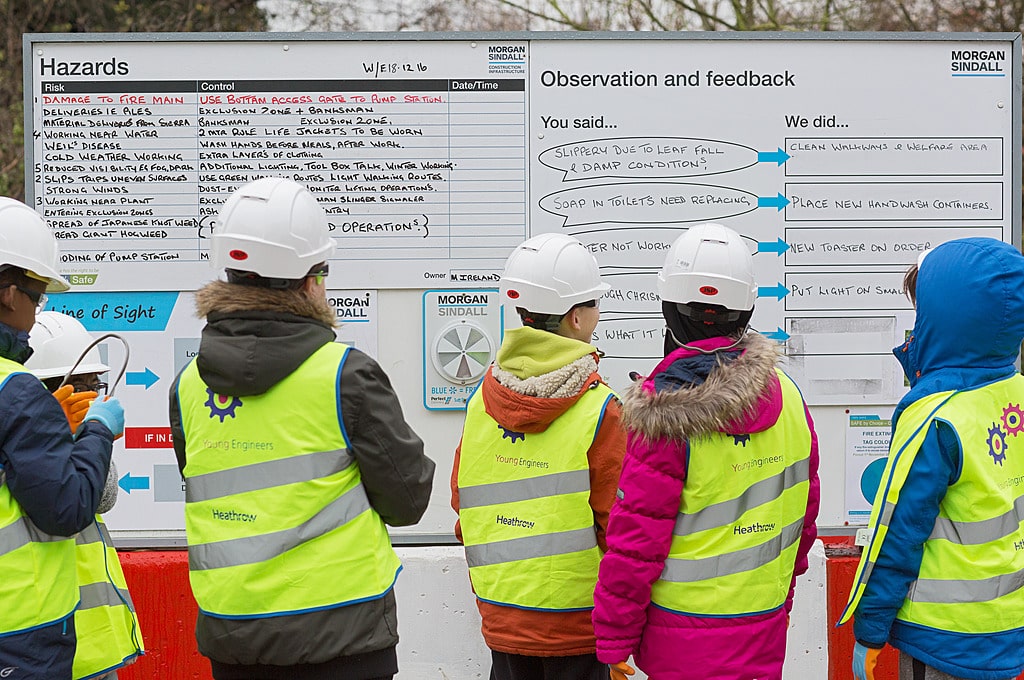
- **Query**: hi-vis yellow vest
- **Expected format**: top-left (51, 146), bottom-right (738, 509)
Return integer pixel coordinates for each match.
top-left (458, 381), bottom-right (616, 611)
top-left (73, 517), bottom-right (143, 680)
top-left (652, 370), bottom-right (812, 616)
top-left (0, 357), bottom-right (78, 636)
top-left (842, 375), bottom-right (1024, 633)
top-left (179, 342), bottom-right (401, 619)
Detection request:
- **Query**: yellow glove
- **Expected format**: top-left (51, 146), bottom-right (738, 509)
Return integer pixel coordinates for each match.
top-left (53, 385), bottom-right (98, 435)
top-left (610, 662), bottom-right (635, 680)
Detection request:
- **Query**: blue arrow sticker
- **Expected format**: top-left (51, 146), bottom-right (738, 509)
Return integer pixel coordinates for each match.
top-left (757, 284), bottom-right (791, 301)
top-left (757, 148), bottom-right (791, 166)
top-left (46, 292), bottom-right (179, 332)
top-left (126, 367), bottom-right (160, 390)
top-left (118, 472), bottom-right (151, 494)
top-left (757, 238), bottom-right (790, 256)
top-left (757, 193), bottom-right (791, 211)
top-left (763, 327), bottom-right (791, 342)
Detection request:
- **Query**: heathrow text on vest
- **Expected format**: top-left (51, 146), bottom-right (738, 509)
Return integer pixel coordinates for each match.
top-left (496, 514), bottom-right (535, 529)
top-left (212, 509), bottom-right (257, 522)
top-left (734, 522), bottom-right (776, 535)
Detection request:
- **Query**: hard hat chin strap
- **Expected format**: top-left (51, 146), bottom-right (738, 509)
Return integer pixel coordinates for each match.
top-left (666, 325), bottom-right (749, 355)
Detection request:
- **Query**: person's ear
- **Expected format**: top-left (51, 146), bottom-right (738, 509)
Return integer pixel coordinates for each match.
top-left (0, 284), bottom-right (15, 312)
top-left (564, 307), bottom-right (582, 331)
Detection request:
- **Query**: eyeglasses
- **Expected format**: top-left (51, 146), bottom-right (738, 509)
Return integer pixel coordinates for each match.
top-left (12, 285), bottom-right (47, 312)
top-left (307, 263), bottom-right (329, 285)
top-left (70, 379), bottom-right (107, 396)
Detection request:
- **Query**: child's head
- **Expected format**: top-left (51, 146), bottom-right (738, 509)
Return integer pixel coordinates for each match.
top-left (25, 311), bottom-right (109, 393)
top-left (658, 223), bottom-right (756, 350)
top-left (902, 248), bottom-right (931, 307)
top-left (500, 233), bottom-right (608, 342)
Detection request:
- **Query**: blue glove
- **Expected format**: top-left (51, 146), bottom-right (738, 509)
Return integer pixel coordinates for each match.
top-left (82, 397), bottom-right (124, 438)
top-left (852, 642), bottom-right (881, 680)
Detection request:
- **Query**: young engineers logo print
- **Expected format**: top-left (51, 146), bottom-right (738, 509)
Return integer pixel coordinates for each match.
top-left (205, 388), bottom-right (243, 422)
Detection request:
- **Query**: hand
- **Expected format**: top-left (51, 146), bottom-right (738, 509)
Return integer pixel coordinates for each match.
top-left (610, 661), bottom-right (635, 680)
top-left (53, 385), bottom-right (98, 434)
top-left (82, 396), bottom-right (124, 439)
top-left (852, 642), bottom-right (881, 680)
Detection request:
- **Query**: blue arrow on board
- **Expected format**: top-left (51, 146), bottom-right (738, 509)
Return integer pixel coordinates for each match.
top-left (757, 148), bottom-right (791, 165)
top-left (118, 472), bottom-right (150, 494)
top-left (757, 238), bottom-right (790, 256)
top-left (757, 283), bottom-right (791, 300)
top-left (757, 193), bottom-right (790, 211)
top-left (125, 367), bottom-right (159, 390)
top-left (763, 327), bottom-right (791, 342)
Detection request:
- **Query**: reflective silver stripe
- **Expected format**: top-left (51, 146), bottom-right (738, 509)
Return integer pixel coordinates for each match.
top-left (0, 516), bottom-right (66, 556)
top-left (188, 482), bottom-right (372, 571)
top-left (76, 520), bottom-right (112, 546)
top-left (465, 526), bottom-right (597, 569)
top-left (908, 565), bottom-right (1024, 604)
top-left (460, 470), bottom-right (591, 510)
top-left (929, 493), bottom-right (1024, 545)
top-left (186, 449), bottom-right (354, 503)
top-left (661, 516), bottom-right (804, 583)
top-left (859, 501), bottom-right (897, 586)
top-left (674, 458), bottom-right (810, 536)
top-left (79, 581), bottom-right (135, 612)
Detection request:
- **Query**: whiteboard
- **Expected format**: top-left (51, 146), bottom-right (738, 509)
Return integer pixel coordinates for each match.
top-left (23, 33), bottom-right (1021, 543)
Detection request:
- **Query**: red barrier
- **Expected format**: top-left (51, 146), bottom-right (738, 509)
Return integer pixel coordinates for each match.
top-left (118, 551), bottom-right (211, 680)
top-left (822, 536), bottom-right (1024, 680)
top-left (114, 545), bottom-right (1024, 680)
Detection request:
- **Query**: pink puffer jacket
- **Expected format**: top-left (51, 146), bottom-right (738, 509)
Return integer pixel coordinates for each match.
top-left (592, 333), bottom-right (820, 680)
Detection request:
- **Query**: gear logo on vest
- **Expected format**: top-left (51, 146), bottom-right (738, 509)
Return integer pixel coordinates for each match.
top-left (732, 434), bottom-right (751, 447)
top-left (499, 425), bottom-right (525, 443)
top-left (1001, 403), bottom-right (1024, 437)
top-left (205, 388), bottom-right (243, 422)
top-left (987, 422), bottom-right (1008, 466)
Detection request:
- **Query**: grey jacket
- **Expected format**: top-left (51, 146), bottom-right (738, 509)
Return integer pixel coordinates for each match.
top-left (168, 281), bottom-right (434, 673)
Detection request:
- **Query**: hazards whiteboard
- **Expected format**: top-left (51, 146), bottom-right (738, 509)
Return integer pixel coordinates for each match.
top-left (23, 33), bottom-right (1022, 542)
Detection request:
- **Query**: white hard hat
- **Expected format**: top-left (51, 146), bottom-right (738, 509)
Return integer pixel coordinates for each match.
top-left (211, 177), bottom-right (335, 279)
top-left (25, 311), bottom-right (108, 380)
top-left (658, 223), bottom-right (756, 311)
top-left (500, 233), bottom-right (609, 315)
top-left (0, 198), bottom-right (70, 292)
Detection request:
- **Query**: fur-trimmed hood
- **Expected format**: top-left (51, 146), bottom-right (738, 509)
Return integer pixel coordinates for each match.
top-left (622, 332), bottom-right (782, 442)
top-left (195, 280), bottom-right (336, 327)
top-left (192, 280), bottom-right (337, 396)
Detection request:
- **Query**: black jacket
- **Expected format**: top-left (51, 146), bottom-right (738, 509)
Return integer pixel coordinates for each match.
top-left (168, 281), bottom-right (434, 678)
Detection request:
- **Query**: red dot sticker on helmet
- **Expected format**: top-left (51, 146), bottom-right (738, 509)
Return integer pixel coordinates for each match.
top-left (229, 249), bottom-right (248, 261)
top-left (699, 285), bottom-right (719, 296)
top-left (507, 290), bottom-right (520, 299)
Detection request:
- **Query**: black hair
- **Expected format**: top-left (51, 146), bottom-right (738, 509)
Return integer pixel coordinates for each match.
top-left (903, 264), bottom-right (919, 306)
top-left (662, 300), bottom-right (753, 354)
top-left (517, 299), bottom-right (597, 333)
top-left (0, 266), bottom-right (35, 289)
top-left (225, 261), bottom-right (327, 290)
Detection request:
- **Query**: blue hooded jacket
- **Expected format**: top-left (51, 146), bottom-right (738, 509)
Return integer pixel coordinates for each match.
top-left (0, 320), bottom-right (113, 676)
top-left (853, 238), bottom-right (1024, 680)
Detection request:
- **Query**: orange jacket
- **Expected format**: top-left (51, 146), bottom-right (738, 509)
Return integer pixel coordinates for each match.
top-left (451, 365), bottom-right (626, 657)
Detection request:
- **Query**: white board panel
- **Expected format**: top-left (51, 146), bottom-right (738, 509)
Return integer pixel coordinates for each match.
top-left (23, 33), bottom-right (1021, 540)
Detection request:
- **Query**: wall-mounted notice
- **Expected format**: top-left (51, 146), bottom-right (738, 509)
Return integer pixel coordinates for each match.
top-left (845, 412), bottom-right (893, 524)
top-left (28, 39), bottom-right (528, 291)
top-left (526, 37), bottom-right (1019, 402)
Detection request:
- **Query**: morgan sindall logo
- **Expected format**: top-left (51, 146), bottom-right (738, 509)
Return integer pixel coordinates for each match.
top-left (950, 47), bottom-right (1006, 77)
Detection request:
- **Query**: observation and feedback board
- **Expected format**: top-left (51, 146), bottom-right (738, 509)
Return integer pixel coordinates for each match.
top-left (24, 33), bottom-right (1021, 540)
